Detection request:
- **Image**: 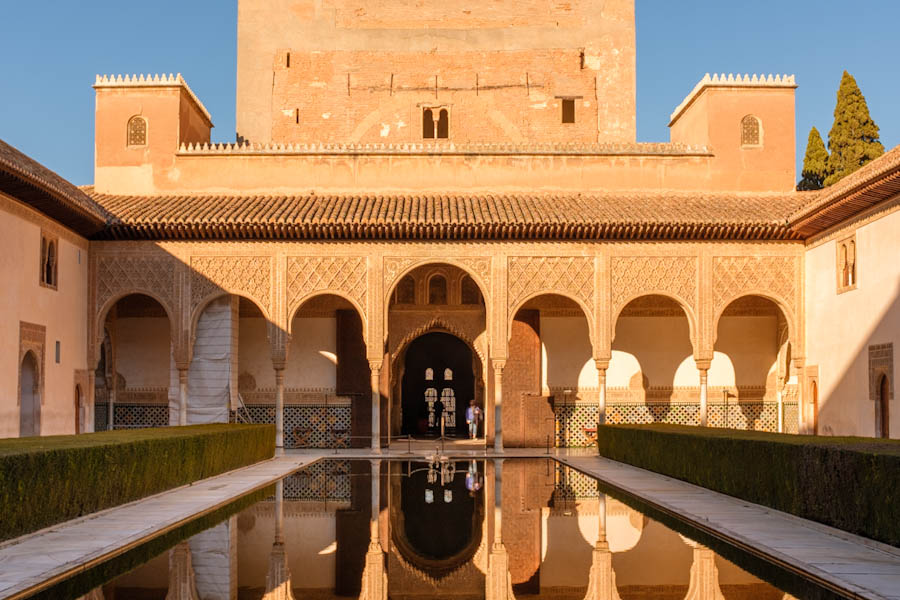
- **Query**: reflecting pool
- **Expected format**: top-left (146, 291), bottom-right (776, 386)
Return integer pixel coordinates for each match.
top-left (41, 459), bottom-right (842, 600)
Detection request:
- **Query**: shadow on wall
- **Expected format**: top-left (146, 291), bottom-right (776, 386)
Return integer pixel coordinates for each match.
top-left (817, 280), bottom-right (899, 437)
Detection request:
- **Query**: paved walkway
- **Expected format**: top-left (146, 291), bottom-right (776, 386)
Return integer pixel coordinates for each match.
top-left (557, 454), bottom-right (900, 600)
top-left (0, 452), bottom-right (323, 600)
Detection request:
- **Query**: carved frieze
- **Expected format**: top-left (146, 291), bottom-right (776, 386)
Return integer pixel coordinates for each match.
top-left (507, 256), bottom-right (594, 314)
top-left (384, 256), bottom-right (491, 294)
top-left (287, 256), bottom-right (367, 315)
top-left (611, 256), bottom-right (697, 313)
top-left (190, 256), bottom-right (272, 315)
top-left (95, 255), bottom-right (176, 315)
top-left (713, 256), bottom-right (797, 311)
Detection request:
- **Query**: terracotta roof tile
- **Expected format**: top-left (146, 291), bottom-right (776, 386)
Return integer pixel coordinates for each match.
top-left (789, 145), bottom-right (900, 236)
top-left (0, 139), bottom-right (107, 235)
top-left (87, 190), bottom-right (807, 241)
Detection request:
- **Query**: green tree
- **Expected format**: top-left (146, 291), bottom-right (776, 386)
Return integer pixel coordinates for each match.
top-left (825, 71), bottom-right (884, 186)
top-left (797, 127), bottom-right (829, 191)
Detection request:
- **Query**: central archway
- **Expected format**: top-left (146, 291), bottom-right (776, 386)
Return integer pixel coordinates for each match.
top-left (401, 332), bottom-right (475, 437)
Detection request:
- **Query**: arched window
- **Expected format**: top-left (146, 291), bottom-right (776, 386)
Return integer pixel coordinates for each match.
top-left (841, 244), bottom-right (850, 287)
top-left (45, 240), bottom-right (56, 287)
top-left (440, 387), bottom-right (456, 424)
top-left (395, 275), bottom-right (415, 304)
top-left (428, 275), bottom-right (447, 305)
top-left (127, 116), bottom-right (147, 146)
top-left (425, 368), bottom-right (434, 381)
top-left (848, 241), bottom-right (857, 286)
top-left (460, 275), bottom-right (482, 305)
top-left (425, 387), bottom-right (438, 426)
top-left (837, 235), bottom-right (858, 292)
top-left (444, 368), bottom-right (453, 381)
top-left (437, 109), bottom-right (449, 139)
top-left (741, 115), bottom-right (761, 147)
top-left (878, 374), bottom-right (890, 439)
top-left (423, 108), bottom-right (435, 139)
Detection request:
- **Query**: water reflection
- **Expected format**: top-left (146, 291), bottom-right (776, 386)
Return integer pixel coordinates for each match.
top-left (98, 459), bottom-right (795, 600)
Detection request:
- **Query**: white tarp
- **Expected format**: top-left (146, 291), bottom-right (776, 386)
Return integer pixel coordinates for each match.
top-left (190, 518), bottom-right (237, 600)
top-left (169, 296), bottom-right (233, 424)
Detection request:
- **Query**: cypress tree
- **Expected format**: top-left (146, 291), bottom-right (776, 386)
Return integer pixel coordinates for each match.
top-left (797, 127), bottom-right (829, 191)
top-left (825, 71), bottom-right (884, 186)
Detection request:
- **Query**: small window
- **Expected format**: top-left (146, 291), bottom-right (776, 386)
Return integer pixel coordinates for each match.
top-left (461, 276), bottom-right (482, 305)
top-left (836, 234), bottom-right (858, 293)
top-left (40, 233), bottom-right (58, 289)
top-left (395, 275), bottom-right (415, 304)
top-left (127, 116), bottom-right (147, 146)
top-left (437, 109), bottom-right (449, 139)
top-left (423, 108), bottom-right (435, 139)
top-left (562, 98), bottom-right (575, 124)
top-left (741, 115), bottom-right (761, 147)
top-left (428, 275), bottom-right (448, 304)
top-left (425, 368), bottom-right (434, 381)
top-left (55, 341), bottom-right (61, 364)
top-left (444, 368), bottom-right (453, 381)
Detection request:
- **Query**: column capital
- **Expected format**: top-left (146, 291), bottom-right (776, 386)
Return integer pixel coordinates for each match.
top-left (694, 359), bottom-right (711, 372)
top-left (492, 359), bottom-right (507, 373)
top-left (369, 360), bottom-right (383, 373)
top-left (593, 359), bottom-right (609, 372)
top-left (791, 356), bottom-right (806, 369)
top-left (274, 368), bottom-right (285, 381)
top-left (177, 368), bottom-right (189, 383)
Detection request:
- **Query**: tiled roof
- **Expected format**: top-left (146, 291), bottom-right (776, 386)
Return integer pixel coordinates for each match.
top-left (88, 190), bottom-right (809, 241)
top-left (789, 145), bottom-right (900, 237)
top-left (0, 139), bottom-right (107, 235)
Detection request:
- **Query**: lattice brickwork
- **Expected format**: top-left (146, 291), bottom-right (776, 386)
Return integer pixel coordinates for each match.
top-left (287, 256), bottom-right (367, 314)
top-left (507, 256), bottom-right (594, 312)
top-left (92, 403), bottom-right (169, 430)
top-left (555, 463), bottom-right (600, 500)
top-left (246, 404), bottom-right (352, 449)
top-left (283, 460), bottom-right (352, 501)
top-left (783, 401), bottom-right (799, 434)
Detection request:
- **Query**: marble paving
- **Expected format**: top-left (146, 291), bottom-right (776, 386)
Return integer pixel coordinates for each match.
top-left (557, 453), bottom-right (900, 600)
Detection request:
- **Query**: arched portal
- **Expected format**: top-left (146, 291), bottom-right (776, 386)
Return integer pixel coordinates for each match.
top-left (19, 351), bottom-right (40, 437)
top-left (877, 374), bottom-right (890, 439)
top-left (713, 295), bottom-right (793, 431)
top-left (96, 293), bottom-right (172, 429)
top-left (402, 333), bottom-right (474, 436)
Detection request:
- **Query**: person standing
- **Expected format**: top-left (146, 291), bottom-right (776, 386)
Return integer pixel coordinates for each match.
top-left (466, 399), bottom-right (482, 439)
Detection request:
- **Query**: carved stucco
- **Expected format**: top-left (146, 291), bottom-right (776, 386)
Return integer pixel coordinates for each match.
top-left (95, 254), bottom-right (177, 319)
top-left (384, 256), bottom-right (492, 298)
top-left (507, 256), bottom-right (594, 317)
top-left (190, 255), bottom-right (272, 317)
top-left (287, 255), bottom-right (368, 320)
top-left (713, 255), bottom-right (799, 336)
top-left (611, 256), bottom-right (697, 314)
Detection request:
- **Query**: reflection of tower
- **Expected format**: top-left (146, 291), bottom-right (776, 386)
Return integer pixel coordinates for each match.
top-left (486, 460), bottom-right (516, 600)
top-left (582, 493), bottom-right (621, 600)
top-left (360, 459), bottom-right (388, 600)
top-left (263, 480), bottom-right (295, 600)
top-left (682, 537), bottom-right (726, 600)
top-left (166, 542), bottom-right (200, 600)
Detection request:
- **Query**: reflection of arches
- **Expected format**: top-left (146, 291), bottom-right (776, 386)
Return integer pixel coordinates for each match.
top-left (19, 351), bottom-right (40, 437)
top-left (401, 333), bottom-right (475, 435)
top-left (877, 374), bottom-right (890, 438)
top-left (391, 460), bottom-right (483, 578)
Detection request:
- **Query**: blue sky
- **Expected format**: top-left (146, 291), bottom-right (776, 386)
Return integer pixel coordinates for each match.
top-left (0, 1), bottom-right (897, 186)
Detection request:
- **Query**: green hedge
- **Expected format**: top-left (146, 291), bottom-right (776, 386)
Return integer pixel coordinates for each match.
top-left (0, 424), bottom-right (275, 541)
top-left (596, 424), bottom-right (900, 546)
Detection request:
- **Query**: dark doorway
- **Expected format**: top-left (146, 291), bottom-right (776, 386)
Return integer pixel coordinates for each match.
top-left (402, 332), bottom-right (474, 436)
top-left (879, 375), bottom-right (890, 439)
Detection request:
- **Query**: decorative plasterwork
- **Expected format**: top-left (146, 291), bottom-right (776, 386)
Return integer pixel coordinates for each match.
top-left (96, 254), bottom-right (176, 318)
top-left (384, 256), bottom-right (491, 297)
top-left (190, 256), bottom-right (272, 316)
top-left (507, 256), bottom-right (594, 316)
top-left (713, 256), bottom-right (797, 312)
top-left (610, 256), bottom-right (697, 314)
top-left (287, 256), bottom-right (367, 317)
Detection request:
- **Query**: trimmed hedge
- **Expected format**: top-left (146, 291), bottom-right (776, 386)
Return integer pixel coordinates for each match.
top-left (596, 424), bottom-right (900, 546)
top-left (0, 424), bottom-right (274, 541)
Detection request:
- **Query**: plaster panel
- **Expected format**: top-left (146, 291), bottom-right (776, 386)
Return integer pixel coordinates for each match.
top-left (287, 317), bottom-right (337, 389)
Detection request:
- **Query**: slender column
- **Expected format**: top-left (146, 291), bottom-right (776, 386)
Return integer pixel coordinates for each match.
top-left (360, 459), bottom-right (387, 600)
top-left (178, 368), bottom-right (189, 426)
top-left (108, 382), bottom-right (116, 430)
top-left (598, 492), bottom-right (607, 544)
top-left (370, 361), bottom-right (382, 451)
top-left (486, 458), bottom-right (514, 600)
top-left (264, 480), bottom-right (295, 600)
top-left (493, 360), bottom-right (506, 453)
top-left (776, 386), bottom-right (784, 433)
top-left (595, 360), bottom-right (608, 426)
top-left (370, 459), bottom-right (381, 547)
top-left (274, 369), bottom-right (285, 448)
top-left (697, 364), bottom-right (709, 427)
top-left (493, 459), bottom-right (503, 547)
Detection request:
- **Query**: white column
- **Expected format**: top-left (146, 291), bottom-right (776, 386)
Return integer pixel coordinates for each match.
top-left (493, 360), bottom-right (506, 453)
top-left (178, 369), bottom-right (189, 426)
top-left (595, 360), bottom-right (608, 426)
top-left (108, 382), bottom-right (116, 430)
top-left (275, 369), bottom-right (285, 448)
top-left (370, 459), bottom-right (380, 547)
top-left (776, 387), bottom-right (784, 433)
top-left (370, 362), bottom-right (382, 451)
top-left (698, 368), bottom-right (709, 427)
top-left (493, 459), bottom-right (503, 548)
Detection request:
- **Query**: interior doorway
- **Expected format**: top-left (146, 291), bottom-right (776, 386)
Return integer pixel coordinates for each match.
top-left (19, 351), bottom-right (40, 437)
top-left (401, 332), bottom-right (475, 437)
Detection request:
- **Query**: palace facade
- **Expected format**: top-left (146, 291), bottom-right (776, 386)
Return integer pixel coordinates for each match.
top-left (1, 0), bottom-right (897, 446)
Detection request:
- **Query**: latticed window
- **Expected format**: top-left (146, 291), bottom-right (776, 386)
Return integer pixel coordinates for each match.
top-left (127, 116), bottom-right (147, 146)
top-left (395, 275), bottom-right (415, 304)
top-left (461, 275), bottom-right (482, 305)
top-left (741, 115), bottom-right (760, 146)
top-left (836, 234), bottom-right (858, 293)
top-left (40, 233), bottom-right (58, 288)
top-left (428, 275), bottom-right (447, 304)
